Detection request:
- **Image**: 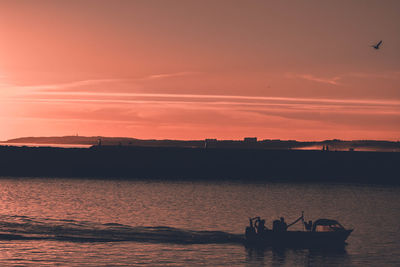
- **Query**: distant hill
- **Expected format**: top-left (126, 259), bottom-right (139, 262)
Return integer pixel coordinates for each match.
top-left (1, 136), bottom-right (399, 152)
top-left (2, 136), bottom-right (137, 145)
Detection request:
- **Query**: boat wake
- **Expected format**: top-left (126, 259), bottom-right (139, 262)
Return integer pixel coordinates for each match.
top-left (0, 215), bottom-right (244, 244)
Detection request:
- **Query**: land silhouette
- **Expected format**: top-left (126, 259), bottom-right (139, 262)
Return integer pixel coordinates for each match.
top-left (2, 136), bottom-right (399, 152)
top-left (0, 136), bottom-right (399, 184)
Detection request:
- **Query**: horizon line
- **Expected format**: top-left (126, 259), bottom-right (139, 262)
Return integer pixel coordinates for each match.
top-left (2, 135), bottom-right (399, 143)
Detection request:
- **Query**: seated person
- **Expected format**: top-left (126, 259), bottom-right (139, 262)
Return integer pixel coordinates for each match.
top-left (273, 217), bottom-right (288, 232)
top-left (257, 219), bottom-right (266, 234)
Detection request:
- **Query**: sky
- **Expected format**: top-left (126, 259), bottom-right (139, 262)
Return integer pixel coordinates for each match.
top-left (0, 0), bottom-right (399, 141)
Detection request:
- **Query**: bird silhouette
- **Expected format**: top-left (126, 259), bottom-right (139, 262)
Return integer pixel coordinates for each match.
top-left (372, 40), bottom-right (382, 50)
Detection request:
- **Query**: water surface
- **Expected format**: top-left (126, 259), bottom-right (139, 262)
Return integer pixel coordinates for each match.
top-left (0, 177), bottom-right (398, 266)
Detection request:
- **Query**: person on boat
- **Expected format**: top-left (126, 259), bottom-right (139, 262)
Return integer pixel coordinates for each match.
top-left (257, 219), bottom-right (266, 234)
top-left (272, 219), bottom-right (280, 231)
top-left (280, 217), bottom-right (288, 231)
top-left (254, 217), bottom-right (260, 232)
top-left (249, 218), bottom-right (254, 228)
top-left (254, 217), bottom-right (259, 231)
top-left (273, 217), bottom-right (288, 231)
top-left (245, 217), bottom-right (256, 238)
top-left (304, 220), bottom-right (313, 231)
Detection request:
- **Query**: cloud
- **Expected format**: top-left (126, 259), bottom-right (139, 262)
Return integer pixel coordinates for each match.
top-left (300, 74), bottom-right (341, 85)
top-left (286, 70), bottom-right (400, 86)
top-left (27, 91), bottom-right (400, 106)
top-left (145, 71), bottom-right (200, 80)
top-left (2, 71), bottom-right (399, 140)
top-left (0, 71), bottom-right (200, 95)
top-left (287, 73), bottom-right (341, 85)
top-left (0, 78), bottom-right (126, 96)
top-left (3, 91), bottom-right (399, 140)
top-left (5, 90), bottom-right (399, 125)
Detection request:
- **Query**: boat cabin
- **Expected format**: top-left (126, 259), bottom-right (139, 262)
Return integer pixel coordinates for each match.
top-left (312, 219), bottom-right (345, 232)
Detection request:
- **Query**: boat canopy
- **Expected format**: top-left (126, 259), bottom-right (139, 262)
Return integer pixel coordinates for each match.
top-left (312, 219), bottom-right (345, 232)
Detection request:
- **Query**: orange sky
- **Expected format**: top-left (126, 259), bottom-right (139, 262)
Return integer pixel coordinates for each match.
top-left (0, 0), bottom-right (399, 141)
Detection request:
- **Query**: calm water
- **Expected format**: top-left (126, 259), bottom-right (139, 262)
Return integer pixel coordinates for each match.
top-left (0, 177), bottom-right (399, 266)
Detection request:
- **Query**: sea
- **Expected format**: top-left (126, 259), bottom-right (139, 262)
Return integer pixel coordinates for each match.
top-left (0, 177), bottom-right (398, 266)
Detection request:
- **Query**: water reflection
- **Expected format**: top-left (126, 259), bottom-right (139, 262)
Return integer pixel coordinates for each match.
top-left (245, 246), bottom-right (349, 266)
top-left (307, 247), bottom-right (351, 266)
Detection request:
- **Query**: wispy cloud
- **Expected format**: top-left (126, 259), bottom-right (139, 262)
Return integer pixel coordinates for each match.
top-left (287, 73), bottom-right (341, 85)
top-left (3, 91), bottom-right (398, 126)
top-left (2, 71), bottom-right (399, 140)
top-left (27, 91), bottom-right (400, 106)
top-left (145, 71), bottom-right (200, 80)
top-left (286, 70), bottom-right (400, 86)
top-left (0, 78), bottom-right (126, 95)
top-left (3, 91), bottom-right (399, 141)
top-left (0, 71), bottom-right (199, 94)
top-left (299, 74), bottom-right (341, 85)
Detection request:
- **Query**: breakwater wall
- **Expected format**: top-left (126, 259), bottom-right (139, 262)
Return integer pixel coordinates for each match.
top-left (0, 146), bottom-right (398, 184)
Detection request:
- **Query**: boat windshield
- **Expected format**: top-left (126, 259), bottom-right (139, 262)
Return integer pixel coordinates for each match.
top-left (315, 223), bottom-right (343, 232)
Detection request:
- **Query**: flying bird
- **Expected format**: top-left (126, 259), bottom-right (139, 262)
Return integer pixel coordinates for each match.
top-left (371, 40), bottom-right (383, 50)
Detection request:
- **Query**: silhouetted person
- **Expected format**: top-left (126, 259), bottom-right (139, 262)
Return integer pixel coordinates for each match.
top-left (304, 220), bottom-right (313, 231)
top-left (245, 217), bottom-right (256, 239)
top-left (257, 219), bottom-right (266, 235)
top-left (273, 219), bottom-right (280, 231)
top-left (273, 218), bottom-right (286, 232)
top-left (280, 217), bottom-right (287, 231)
top-left (254, 217), bottom-right (260, 232)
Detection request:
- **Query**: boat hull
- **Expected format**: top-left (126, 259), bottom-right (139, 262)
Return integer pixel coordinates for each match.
top-left (245, 229), bottom-right (353, 248)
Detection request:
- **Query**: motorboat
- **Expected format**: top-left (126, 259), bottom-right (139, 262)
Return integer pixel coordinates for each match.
top-left (245, 213), bottom-right (353, 248)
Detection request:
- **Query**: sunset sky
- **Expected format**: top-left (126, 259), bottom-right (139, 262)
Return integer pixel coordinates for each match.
top-left (0, 0), bottom-right (399, 141)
